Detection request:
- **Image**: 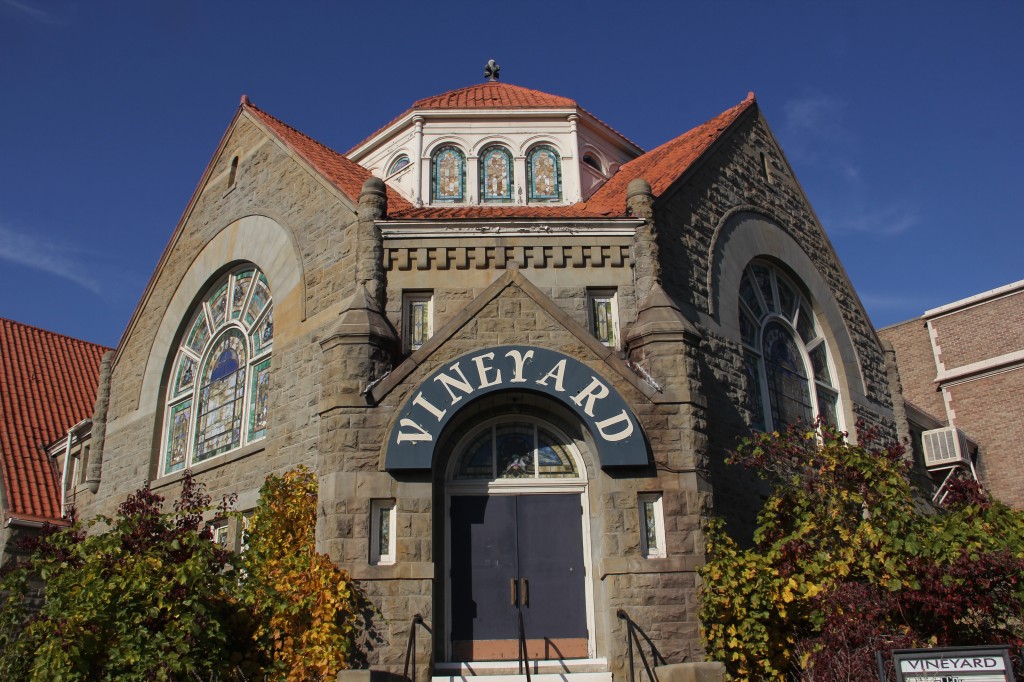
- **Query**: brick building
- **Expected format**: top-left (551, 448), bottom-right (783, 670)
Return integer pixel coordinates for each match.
top-left (880, 280), bottom-right (1024, 507)
top-left (0, 318), bottom-right (109, 558)
top-left (66, 76), bottom-right (897, 679)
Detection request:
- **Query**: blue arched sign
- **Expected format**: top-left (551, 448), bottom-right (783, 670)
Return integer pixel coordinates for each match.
top-left (384, 346), bottom-right (649, 470)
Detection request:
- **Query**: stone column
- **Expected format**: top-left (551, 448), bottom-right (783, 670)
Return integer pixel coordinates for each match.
top-left (85, 350), bottom-right (114, 494)
top-left (882, 339), bottom-right (913, 456)
top-left (627, 178), bottom-right (660, 297)
top-left (357, 177), bottom-right (388, 311)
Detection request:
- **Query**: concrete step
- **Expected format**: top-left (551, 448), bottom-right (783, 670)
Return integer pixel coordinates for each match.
top-left (433, 659), bottom-right (611, 682)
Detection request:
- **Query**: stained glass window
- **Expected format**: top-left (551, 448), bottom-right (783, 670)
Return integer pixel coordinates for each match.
top-left (452, 421), bottom-right (580, 481)
top-left (638, 493), bottom-right (666, 558)
top-left (480, 146), bottom-right (513, 202)
top-left (432, 146), bottom-right (465, 202)
top-left (527, 146), bottom-right (561, 201)
top-left (387, 155), bottom-right (411, 176)
top-left (161, 265), bottom-right (273, 476)
top-left (370, 499), bottom-right (396, 565)
top-left (738, 261), bottom-right (841, 431)
top-left (404, 292), bottom-right (432, 352)
top-left (588, 290), bottom-right (618, 347)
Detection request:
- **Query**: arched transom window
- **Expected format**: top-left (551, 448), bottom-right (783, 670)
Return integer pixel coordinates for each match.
top-left (527, 145), bottom-right (561, 201)
top-left (162, 266), bottom-right (273, 476)
top-left (452, 420), bottom-right (580, 481)
top-left (480, 145), bottom-right (513, 202)
top-left (432, 145), bottom-right (465, 202)
top-left (739, 261), bottom-right (839, 431)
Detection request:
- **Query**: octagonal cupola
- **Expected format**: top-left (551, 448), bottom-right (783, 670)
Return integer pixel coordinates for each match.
top-left (346, 72), bottom-right (643, 207)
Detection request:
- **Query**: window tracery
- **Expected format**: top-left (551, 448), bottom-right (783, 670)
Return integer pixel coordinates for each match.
top-left (739, 261), bottom-right (839, 431)
top-left (452, 420), bottom-right (579, 481)
top-left (162, 265), bottom-right (273, 476)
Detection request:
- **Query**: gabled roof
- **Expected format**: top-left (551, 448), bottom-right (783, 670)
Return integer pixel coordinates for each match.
top-left (583, 93), bottom-right (756, 214)
top-left (0, 319), bottom-right (109, 522)
top-left (387, 93), bottom-right (757, 221)
top-left (242, 99), bottom-right (413, 211)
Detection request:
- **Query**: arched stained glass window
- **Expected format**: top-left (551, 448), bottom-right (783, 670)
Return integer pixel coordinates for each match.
top-left (432, 145), bottom-right (465, 202)
top-left (162, 265), bottom-right (273, 476)
top-left (739, 261), bottom-right (840, 431)
top-left (452, 420), bottom-right (579, 481)
top-left (479, 146), bottom-right (513, 202)
top-left (527, 145), bottom-right (561, 201)
top-left (387, 155), bottom-right (411, 176)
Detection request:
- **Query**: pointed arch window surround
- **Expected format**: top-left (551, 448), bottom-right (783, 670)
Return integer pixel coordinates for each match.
top-left (739, 261), bottom-right (840, 431)
top-left (162, 265), bottom-right (273, 476)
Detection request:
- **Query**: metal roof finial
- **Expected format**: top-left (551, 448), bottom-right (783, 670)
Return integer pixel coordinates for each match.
top-left (484, 59), bottom-right (500, 82)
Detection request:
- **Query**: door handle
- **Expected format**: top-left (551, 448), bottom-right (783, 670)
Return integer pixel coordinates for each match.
top-left (521, 577), bottom-right (529, 607)
top-left (510, 577), bottom-right (519, 606)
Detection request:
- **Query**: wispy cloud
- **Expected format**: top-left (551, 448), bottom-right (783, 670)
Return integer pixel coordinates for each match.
top-left (781, 94), bottom-right (857, 170)
top-left (0, 222), bottom-right (102, 295)
top-left (1, 0), bottom-right (74, 26)
top-left (824, 203), bottom-right (921, 237)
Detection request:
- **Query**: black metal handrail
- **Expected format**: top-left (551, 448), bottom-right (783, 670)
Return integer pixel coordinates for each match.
top-left (403, 614), bottom-right (426, 682)
top-left (517, 609), bottom-right (532, 682)
top-left (616, 609), bottom-right (667, 682)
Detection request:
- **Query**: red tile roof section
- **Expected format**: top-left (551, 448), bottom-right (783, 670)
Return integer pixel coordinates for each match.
top-left (583, 93), bottom-right (757, 214)
top-left (346, 81), bottom-right (608, 156)
top-left (0, 319), bottom-right (109, 522)
top-left (242, 101), bottom-right (413, 211)
top-left (388, 94), bottom-right (756, 221)
top-left (412, 81), bottom-right (577, 110)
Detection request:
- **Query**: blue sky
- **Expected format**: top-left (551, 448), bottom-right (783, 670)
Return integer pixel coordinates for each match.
top-left (1, 0), bottom-right (1021, 347)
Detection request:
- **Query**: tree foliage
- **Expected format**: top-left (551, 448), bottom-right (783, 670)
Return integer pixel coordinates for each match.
top-left (239, 467), bottom-right (366, 681)
top-left (700, 423), bottom-right (1024, 681)
top-left (0, 467), bottom-right (365, 681)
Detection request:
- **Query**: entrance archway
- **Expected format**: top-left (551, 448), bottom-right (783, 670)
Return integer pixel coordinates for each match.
top-left (444, 416), bottom-right (595, 663)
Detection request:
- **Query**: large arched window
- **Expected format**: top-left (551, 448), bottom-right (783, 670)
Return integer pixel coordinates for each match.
top-left (479, 145), bottom-right (513, 202)
top-left (162, 265), bottom-right (273, 476)
top-left (527, 145), bottom-right (561, 201)
top-left (432, 145), bottom-right (465, 202)
top-left (739, 261), bottom-right (839, 431)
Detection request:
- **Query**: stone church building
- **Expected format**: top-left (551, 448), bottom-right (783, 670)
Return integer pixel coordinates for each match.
top-left (70, 74), bottom-right (897, 678)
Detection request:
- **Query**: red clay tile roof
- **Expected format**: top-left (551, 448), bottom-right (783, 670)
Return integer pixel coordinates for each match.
top-left (583, 93), bottom-right (756, 214)
top-left (242, 100), bottom-right (414, 211)
top-left (0, 319), bottom-right (109, 522)
top-left (346, 81), bottom-right (628, 156)
top-left (412, 81), bottom-right (577, 110)
top-left (388, 94), bottom-right (756, 221)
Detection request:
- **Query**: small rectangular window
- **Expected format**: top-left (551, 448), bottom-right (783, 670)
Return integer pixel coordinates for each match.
top-left (403, 292), bottom-right (433, 353)
top-left (588, 289), bottom-right (619, 348)
top-left (210, 520), bottom-right (231, 549)
top-left (638, 492), bottom-right (666, 559)
top-left (370, 499), bottom-right (397, 565)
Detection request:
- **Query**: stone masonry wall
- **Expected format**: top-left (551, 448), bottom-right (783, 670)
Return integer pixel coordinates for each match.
top-left (85, 115), bottom-right (358, 521)
top-left (653, 108), bottom-right (896, 535)
top-left (319, 280), bottom-right (710, 675)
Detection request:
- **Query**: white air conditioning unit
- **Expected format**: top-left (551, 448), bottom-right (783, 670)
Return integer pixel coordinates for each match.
top-left (921, 426), bottom-right (971, 468)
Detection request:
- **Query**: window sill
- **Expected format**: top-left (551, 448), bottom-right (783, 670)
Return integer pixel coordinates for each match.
top-left (151, 440), bottom-right (266, 493)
